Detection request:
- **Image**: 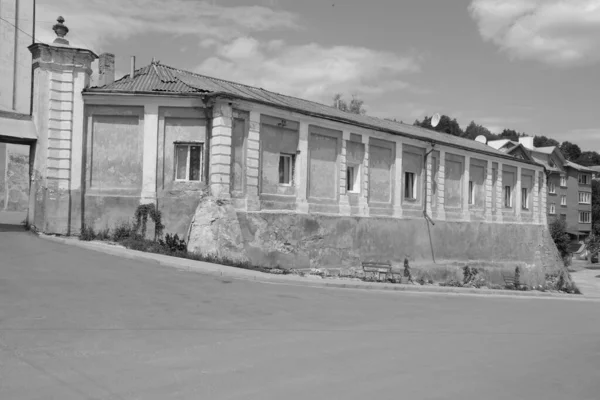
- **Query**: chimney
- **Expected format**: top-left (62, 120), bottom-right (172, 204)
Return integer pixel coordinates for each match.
top-left (130, 56), bottom-right (136, 80)
top-left (519, 136), bottom-right (534, 150)
top-left (98, 53), bottom-right (115, 87)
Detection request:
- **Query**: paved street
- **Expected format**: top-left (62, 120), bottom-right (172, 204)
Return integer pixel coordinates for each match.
top-left (1, 219), bottom-right (600, 400)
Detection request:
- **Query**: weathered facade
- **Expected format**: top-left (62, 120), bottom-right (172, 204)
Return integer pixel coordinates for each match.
top-left (19, 21), bottom-right (563, 274)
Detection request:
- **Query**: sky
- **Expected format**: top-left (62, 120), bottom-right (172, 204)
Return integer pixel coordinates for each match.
top-left (30, 0), bottom-right (600, 152)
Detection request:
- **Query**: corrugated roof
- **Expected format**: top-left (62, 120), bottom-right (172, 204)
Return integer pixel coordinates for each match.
top-left (84, 62), bottom-right (539, 163)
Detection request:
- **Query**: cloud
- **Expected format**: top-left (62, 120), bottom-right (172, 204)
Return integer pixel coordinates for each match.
top-left (469, 0), bottom-right (600, 66)
top-left (36, 0), bottom-right (299, 51)
top-left (196, 37), bottom-right (422, 105)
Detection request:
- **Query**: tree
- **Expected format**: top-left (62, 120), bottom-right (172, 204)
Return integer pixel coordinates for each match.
top-left (499, 129), bottom-right (525, 142)
top-left (573, 151), bottom-right (600, 167)
top-left (332, 93), bottom-right (366, 115)
top-left (560, 141), bottom-right (582, 161)
top-left (463, 121), bottom-right (493, 140)
top-left (534, 135), bottom-right (559, 148)
top-left (592, 180), bottom-right (600, 235)
top-left (414, 115), bottom-right (464, 137)
top-left (549, 218), bottom-right (571, 262)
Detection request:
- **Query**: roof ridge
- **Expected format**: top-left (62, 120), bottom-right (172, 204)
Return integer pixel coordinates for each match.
top-left (155, 62), bottom-right (341, 110)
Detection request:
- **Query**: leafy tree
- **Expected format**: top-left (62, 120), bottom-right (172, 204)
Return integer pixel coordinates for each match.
top-left (560, 141), bottom-right (582, 161)
top-left (573, 151), bottom-right (600, 167)
top-left (534, 135), bottom-right (559, 148)
top-left (592, 180), bottom-right (600, 236)
top-left (332, 93), bottom-right (366, 115)
top-left (414, 115), bottom-right (464, 137)
top-left (463, 121), bottom-right (493, 140)
top-left (499, 129), bottom-right (526, 142)
top-left (549, 218), bottom-right (571, 261)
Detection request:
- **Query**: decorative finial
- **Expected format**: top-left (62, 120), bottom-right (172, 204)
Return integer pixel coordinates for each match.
top-left (52, 16), bottom-right (70, 45)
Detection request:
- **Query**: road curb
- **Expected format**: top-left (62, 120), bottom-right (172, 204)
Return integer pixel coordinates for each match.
top-left (37, 234), bottom-right (599, 302)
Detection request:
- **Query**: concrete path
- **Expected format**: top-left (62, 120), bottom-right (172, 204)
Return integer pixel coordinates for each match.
top-left (2, 226), bottom-right (600, 399)
top-left (570, 260), bottom-right (600, 298)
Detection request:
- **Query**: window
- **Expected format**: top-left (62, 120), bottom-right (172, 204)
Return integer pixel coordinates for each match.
top-left (175, 144), bottom-right (202, 181)
top-left (468, 181), bottom-right (474, 205)
top-left (561, 195), bottom-right (567, 206)
top-left (521, 187), bottom-right (529, 210)
top-left (404, 172), bottom-right (416, 200)
top-left (560, 214), bottom-right (567, 221)
top-left (579, 174), bottom-right (590, 185)
top-left (548, 182), bottom-right (556, 194)
top-left (549, 203), bottom-right (556, 214)
top-left (504, 185), bottom-right (512, 208)
top-left (579, 192), bottom-right (591, 204)
top-left (579, 211), bottom-right (591, 224)
top-left (346, 165), bottom-right (360, 193)
top-left (560, 175), bottom-right (566, 187)
top-left (278, 153), bottom-right (294, 185)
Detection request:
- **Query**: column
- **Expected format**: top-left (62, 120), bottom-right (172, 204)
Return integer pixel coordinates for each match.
top-left (295, 121), bottom-right (309, 213)
top-left (532, 168), bottom-right (540, 224)
top-left (141, 103), bottom-right (159, 203)
top-left (246, 111), bottom-right (261, 211)
top-left (515, 165), bottom-right (522, 221)
top-left (495, 162), bottom-right (503, 223)
top-left (339, 131), bottom-right (351, 215)
top-left (463, 155), bottom-right (471, 220)
top-left (28, 19), bottom-right (97, 235)
top-left (436, 150), bottom-right (446, 220)
top-left (393, 141), bottom-right (403, 218)
top-left (359, 135), bottom-right (369, 216)
top-left (209, 101), bottom-right (232, 199)
top-left (485, 160), bottom-right (493, 221)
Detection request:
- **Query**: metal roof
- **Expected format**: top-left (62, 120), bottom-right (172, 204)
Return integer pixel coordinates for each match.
top-left (84, 62), bottom-right (539, 163)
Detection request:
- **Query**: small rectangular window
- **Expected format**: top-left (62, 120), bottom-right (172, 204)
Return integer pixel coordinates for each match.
top-left (560, 175), bottom-right (567, 187)
top-left (504, 185), bottom-right (512, 208)
top-left (521, 187), bottom-right (529, 210)
top-left (560, 214), bottom-right (566, 221)
top-left (561, 195), bottom-right (567, 206)
top-left (579, 192), bottom-right (591, 204)
top-left (404, 172), bottom-right (416, 200)
top-left (279, 153), bottom-right (294, 185)
top-left (579, 174), bottom-right (590, 185)
top-left (579, 211), bottom-right (591, 223)
top-left (468, 181), bottom-right (474, 205)
top-left (346, 165), bottom-right (360, 193)
top-left (548, 182), bottom-right (556, 194)
top-left (549, 203), bottom-right (556, 215)
top-left (175, 143), bottom-right (203, 181)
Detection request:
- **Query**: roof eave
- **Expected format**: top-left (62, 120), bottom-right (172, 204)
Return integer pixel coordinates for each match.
top-left (81, 90), bottom-right (543, 167)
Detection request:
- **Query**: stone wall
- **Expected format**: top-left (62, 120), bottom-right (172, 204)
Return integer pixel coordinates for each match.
top-left (0, 143), bottom-right (29, 211)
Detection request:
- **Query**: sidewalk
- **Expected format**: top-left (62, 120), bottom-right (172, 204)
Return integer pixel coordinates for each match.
top-left (570, 260), bottom-right (600, 299)
top-left (35, 234), bottom-right (600, 302)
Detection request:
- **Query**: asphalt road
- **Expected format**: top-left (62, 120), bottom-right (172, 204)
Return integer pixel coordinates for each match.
top-left (1, 221), bottom-right (600, 400)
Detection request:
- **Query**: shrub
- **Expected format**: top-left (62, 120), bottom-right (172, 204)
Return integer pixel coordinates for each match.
top-left (514, 266), bottom-right (521, 289)
top-left (133, 204), bottom-right (164, 240)
top-left (80, 225), bottom-right (96, 241)
top-left (403, 258), bottom-right (413, 282)
top-left (549, 219), bottom-right (571, 262)
top-left (112, 220), bottom-right (136, 242)
top-left (158, 233), bottom-right (187, 253)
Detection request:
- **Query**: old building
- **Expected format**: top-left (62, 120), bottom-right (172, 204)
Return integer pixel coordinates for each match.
top-left (488, 137), bottom-right (593, 240)
top-left (17, 19), bottom-right (563, 273)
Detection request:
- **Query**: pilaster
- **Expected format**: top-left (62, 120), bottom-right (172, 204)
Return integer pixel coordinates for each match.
top-left (516, 165), bottom-right (522, 221)
top-left (246, 111), bottom-right (261, 211)
top-left (533, 168), bottom-right (540, 224)
top-left (210, 101), bottom-right (232, 199)
top-left (359, 134), bottom-right (369, 216)
top-left (141, 103), bottom-right (158, 203)
top-left (485, 160), bottom-right (493, 221)
top-left (295, 121), bottom-right (309, 213)
top-left (463, 155), bottom-right (471, 221)
top-left (436, 150), bottom-right (446, 220)
top-left (393, 141), bottom-right (403, 218)
top-left (540, 171), bottom-right (548, 225)
top-left (339, 131), bottom-right (351, 215)
top-left (495, 162), bottom-right (503, 223)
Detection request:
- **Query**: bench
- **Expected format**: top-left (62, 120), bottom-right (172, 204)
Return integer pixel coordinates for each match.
top-left (362, 261), bottom-right (392, 281)
top-left (501, 273), bottom-right (518, 289)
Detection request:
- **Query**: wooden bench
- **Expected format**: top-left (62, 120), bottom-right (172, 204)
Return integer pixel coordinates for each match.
top-left (362, 261), bottom-right (392, 281)
top-left (501, 273), bottom-right (517, 288)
